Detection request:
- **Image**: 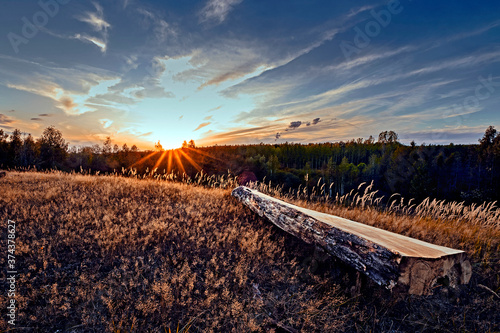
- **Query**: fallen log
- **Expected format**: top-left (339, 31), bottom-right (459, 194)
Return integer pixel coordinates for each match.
top-left (232, 186), bottom-right (472, 295)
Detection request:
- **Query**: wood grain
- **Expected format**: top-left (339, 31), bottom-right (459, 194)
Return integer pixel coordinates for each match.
top-left (232, 186), bottom-right (472, 295)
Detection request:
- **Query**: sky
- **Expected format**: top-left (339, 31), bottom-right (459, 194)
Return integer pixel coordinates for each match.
top-left (0, 0), bottom-right (499, 149)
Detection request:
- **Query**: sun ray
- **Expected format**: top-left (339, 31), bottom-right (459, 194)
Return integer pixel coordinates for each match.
top-left (153, 149), bottom-right (169, 171)
top-left (130, 151), bottom-right (159, 168)
top-left (173, 149), bottom-right (186, 174)
top-left (178, 149), bottom-right (203, 172)
top-left (167, 150), bottom-right (174, 174)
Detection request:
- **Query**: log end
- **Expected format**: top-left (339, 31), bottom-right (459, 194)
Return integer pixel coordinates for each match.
top-left (396, 253), bottom-right (472, 295)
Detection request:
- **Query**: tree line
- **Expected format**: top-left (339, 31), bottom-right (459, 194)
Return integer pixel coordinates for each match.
top-left (1, 126), bottom-right (499, 203)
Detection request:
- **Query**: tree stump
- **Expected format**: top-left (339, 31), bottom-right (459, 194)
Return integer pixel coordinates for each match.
top-left (232, 186), bottom-right (472, 295)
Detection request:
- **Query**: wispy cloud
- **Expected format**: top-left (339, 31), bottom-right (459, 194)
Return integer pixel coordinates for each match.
top-left (325, 46), bottom-right (415, 74)
top-left (5, 78), bottom-right (109, 115)
top-left (208, 105), bottom-right (223, 112)
top-left (194, 122), bottom-right (211, 131)
top-left (0, 114), bottom-right (14, 124)
top-left (74, 34), bottom-right (107, 52)
top-left (199, 115), bottom-right (372, 146)
top-left (132, 87), bottom-right (175, 99)
top-left (77, 2), bottom-right (111, 31)
top-left (121, 0), bottom-right (131, 9)
top-left (99, 119), bottom-right (113, 128)
top-left (400, 126), bottom-right (490, 145)
top-left (445, 20), bottom-right (500, 43)
top-left (173, 41), bottom-right (270, 89)
top-left (345, 5), bottom-right (378, 19)
top-left (75, 2), bottom-right (111, 52)
top-left (199, 0), bottom-right (243, 24)
top-left (86, 92), bottom-right (136, 106)
top-left (137, 8), bottom-right (176, 42)
top-left (198, 124), bottom-right (278, 145)
top-left (0, 56), bottom-right (124, 117)
top-left (6, 82), bottom-right (79, 114)
top-left (107, 57), bottom-right (175, 103)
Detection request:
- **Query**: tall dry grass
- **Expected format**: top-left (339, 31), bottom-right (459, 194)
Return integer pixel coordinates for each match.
top-left (0, 171), bottom-right (348, 332)
top-left (251, 179), bottom-right (500, 229)
top-left (250, 179), bottom-right (500, 261)
top-left (0, 170), bottom-right (498, 332)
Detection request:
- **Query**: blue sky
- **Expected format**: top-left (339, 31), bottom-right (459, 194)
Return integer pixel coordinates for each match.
top-left (0, 0), bottom-right (499, 149)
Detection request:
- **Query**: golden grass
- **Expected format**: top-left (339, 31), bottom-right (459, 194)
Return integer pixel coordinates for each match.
top-left (251, 180), bottom-right (500, 261)
top-left (0, 171), bottom-right (498, 332)
top-left (0, 172), bottom-right (347, 332)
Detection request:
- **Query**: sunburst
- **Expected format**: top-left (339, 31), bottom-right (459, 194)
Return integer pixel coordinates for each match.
top-left (130, 151), bottom-right (159, 168)
top-left (167, 150), bottom-right (174, 173)
top-left (128, 146), bottom-right (223, 177)
top-left (173, 149), bottom-right (186, 174)
top-left (153, 149), bottom-right (169, 171)
top-left (178, 149), bottom-right (202, 172)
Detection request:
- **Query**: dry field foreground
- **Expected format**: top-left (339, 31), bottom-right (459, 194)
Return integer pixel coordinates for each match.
top-left (0, 172), bottom-right (499, 332)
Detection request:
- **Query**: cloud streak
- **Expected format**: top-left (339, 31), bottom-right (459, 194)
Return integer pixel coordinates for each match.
top-left (77, 2), bottom-right (111, 31)
top-left (199, 0), bottom-right (243, 24)
top-left (75, 2), bottom-right (111, 52)
top-left (0, 114), bottom-right (14, 124)
top-left (194, 122), bottom-right (211, 131)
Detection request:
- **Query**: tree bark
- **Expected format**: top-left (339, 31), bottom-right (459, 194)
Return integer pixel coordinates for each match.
top-left (232, 186), bottom-right (472, 295)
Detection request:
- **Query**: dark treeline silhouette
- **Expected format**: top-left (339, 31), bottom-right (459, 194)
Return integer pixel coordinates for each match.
top-left (1, 126), bottom-right (499, 203)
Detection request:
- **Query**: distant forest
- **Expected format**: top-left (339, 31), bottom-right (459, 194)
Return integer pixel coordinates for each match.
top-left (1, 126), bottom-right (499, 204)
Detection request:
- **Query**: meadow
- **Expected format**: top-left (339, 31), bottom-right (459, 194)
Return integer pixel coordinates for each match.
top-left (0, 171), bottom-right (499, 332)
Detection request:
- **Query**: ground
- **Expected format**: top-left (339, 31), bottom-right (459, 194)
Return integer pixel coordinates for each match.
top-left (0, 171), bottom-right (498, 332)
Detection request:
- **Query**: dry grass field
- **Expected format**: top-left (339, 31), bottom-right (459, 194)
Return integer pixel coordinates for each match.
top-left (0, 171), bottom-right (499, 332)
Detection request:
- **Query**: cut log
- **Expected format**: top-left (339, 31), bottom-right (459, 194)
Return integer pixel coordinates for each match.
top-left (232, 186), bottom-right (472, 295)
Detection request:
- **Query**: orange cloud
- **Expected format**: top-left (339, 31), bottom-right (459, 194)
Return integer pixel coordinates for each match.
top-left (194, 122), bottom-right (211, 131)
top-left (60, 97), bottom-right (77, 111)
